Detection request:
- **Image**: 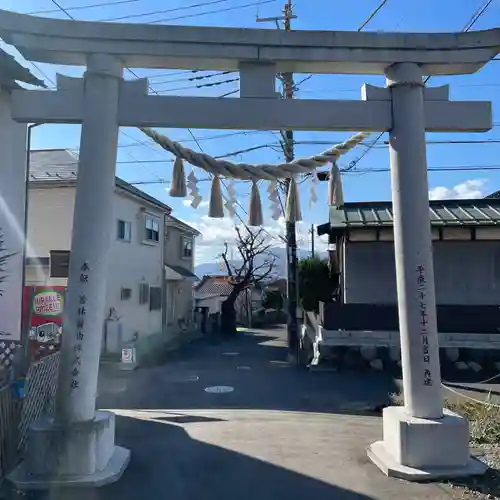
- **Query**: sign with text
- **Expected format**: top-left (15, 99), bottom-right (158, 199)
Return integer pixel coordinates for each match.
top-left (121, 347), bottom-right (136, 364)
top-left (25, 286), bottom-right (66, 360)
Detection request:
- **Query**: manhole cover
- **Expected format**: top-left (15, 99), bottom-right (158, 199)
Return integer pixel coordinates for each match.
top-left (223, 352), bottom-right (240, 356)
top-left (237, 366), bottom-right (252, 370)
top-left (205, 386), bottom-right (234, 394)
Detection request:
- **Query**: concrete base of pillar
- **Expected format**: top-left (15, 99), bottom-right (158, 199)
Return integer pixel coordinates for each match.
top-left (8, 411), bottom-right (130, 490)
top-left (367, 406), bottom-right (487, 481)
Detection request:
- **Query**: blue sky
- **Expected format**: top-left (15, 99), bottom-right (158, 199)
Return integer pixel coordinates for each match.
top-left (3, 0), bottom-right (500, 264)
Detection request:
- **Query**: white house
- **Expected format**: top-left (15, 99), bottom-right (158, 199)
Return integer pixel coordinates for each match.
top-left (163, 214), bottom-right (200, 333)
top-left (25, 149), bottom-right (196, 357)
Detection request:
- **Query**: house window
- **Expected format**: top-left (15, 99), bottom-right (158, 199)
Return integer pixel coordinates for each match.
top-left (139, 283), bottom-right (150, 305)
top-left (149, 286), bottom-right (162, 311)
top-left (182, 237), bottom-right (193, 259)
top-left (117, 220), bottom-right (132, 242)
top-left (121, 287), bottom-right (132, 300)
top-left (145, 215), bottom-right (160, 242)
top-left (49, 250), bottom-right (70, 278)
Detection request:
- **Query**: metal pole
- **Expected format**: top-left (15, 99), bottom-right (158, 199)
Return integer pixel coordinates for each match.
top-left (254, 1), bottom-right (298, 363)
top-left (310, 224), bottom-right (315, 259)
top-left (16, 123), bottom-right (42, 378)
top-left (282, 1), bottom-right (300, 364)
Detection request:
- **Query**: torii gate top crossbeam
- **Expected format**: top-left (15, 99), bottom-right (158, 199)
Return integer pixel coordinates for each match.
top-left (1, 9), bottom-right (500, 75)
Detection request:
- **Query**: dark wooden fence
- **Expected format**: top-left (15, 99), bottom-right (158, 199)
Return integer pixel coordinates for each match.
top-left (320, 302), bottom-right (500, 334)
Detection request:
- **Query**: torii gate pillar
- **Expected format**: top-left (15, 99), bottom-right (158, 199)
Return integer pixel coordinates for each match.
top-left (367, 63), bottom-right (486, 479)
top-left (9, 54), bottom-right (131, 489)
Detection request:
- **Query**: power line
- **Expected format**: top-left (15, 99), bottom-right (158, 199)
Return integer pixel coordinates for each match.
top-left (463, 0), bottom-right (495, 31)
top-left (218, 89), bottom-right (239, 98)
top-left (28, 0), bottom-right (140, 15)
top-left (49, 0), bottom-right (74, 18)
top-left (152, 71), bottom-right (233, 86)
top-left (348, 0), bottom-right (497, 171)
top-left (103, 0), bottom-right (230, 22)
top-left (143, 70), bottom-right (199, 80)
top-left (358, 0), bottom-right (390, 30)
top-left (111, 130), bottom-right (269, 150)
top-left (149, 0), bottom-right (276, 24)
top-left (343, 165), bottom-right (500, 174)
top-left (111, 163), bottom-right (500, 186)
top-left (27, 62), bottom-right (57, 88)
top-left (156, 77), bottom-right (240, 93)
top-left (294, 138), bottom-right (500, 147)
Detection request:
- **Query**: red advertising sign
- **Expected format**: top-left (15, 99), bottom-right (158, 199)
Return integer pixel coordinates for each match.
top-left (24, 286), bottom-right (66, 360)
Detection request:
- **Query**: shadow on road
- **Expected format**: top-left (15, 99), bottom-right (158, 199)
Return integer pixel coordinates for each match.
top-left (44, 415), bottom-right (378, 500)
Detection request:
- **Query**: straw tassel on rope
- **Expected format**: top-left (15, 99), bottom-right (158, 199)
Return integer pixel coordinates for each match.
top-left (169, 157), bottom-right (187, 197)
top-left (248, 181), bottom-right (263, 226)
top-left (209, 175), bottom-right (224, 218)
top-left (285, 177), bottom-right (302, 222)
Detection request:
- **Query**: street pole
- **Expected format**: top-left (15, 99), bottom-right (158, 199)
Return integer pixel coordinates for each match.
top-left (15, 123), bottom-right (42, 379)
top-left (310, 224), bottom-right (315, 259)
top-left (282, 1), bottom-right (300, 365)
top-left (257, 1), bottom-right (299, 364)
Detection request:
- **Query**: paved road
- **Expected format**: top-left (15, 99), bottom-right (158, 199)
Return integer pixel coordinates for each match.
top-left (44, 327), bottom-right (452, 500)
top-left (98, 327), bottom-right (396, 414)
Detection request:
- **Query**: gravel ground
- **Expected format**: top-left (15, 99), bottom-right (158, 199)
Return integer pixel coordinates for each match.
top-left (443, 445), bottom-right (500, 499)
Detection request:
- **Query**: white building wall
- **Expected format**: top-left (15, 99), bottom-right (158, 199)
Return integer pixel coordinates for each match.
top-left (105, 191), bottom-right (164, 346)
top-left (27, 186), bottom-right (76, 258)
top-left (26, 185), bottom-right (165, 350)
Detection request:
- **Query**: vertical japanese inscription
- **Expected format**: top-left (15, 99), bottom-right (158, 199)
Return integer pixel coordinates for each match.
top-left (416, 265), bottom-right (433, 386)
top-left (71, 262), bottom-right (90, 390)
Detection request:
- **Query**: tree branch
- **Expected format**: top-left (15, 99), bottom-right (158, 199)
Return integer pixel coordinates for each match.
top-left (221, 242), bottom-right (233, 277)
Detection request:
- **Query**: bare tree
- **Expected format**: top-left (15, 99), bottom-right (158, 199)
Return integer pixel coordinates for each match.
top-left (220, 226), bottom-right (277, 335)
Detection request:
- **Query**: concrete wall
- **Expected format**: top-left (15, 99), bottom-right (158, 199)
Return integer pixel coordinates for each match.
top-left (26, 185), bottom-right (166, 351)
top-left (343, 240), bottom-right (500, 305)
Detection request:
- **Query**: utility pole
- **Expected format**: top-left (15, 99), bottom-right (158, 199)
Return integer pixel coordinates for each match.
top-left (282, 1), bottom-right (299, 364)
top-left (257, 1), bottom-right (299, 364)
top-left (310, 224), bottom-right (315, 258)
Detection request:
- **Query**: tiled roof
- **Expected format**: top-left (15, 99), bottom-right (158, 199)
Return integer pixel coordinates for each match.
top-left (194, 276), bottom-right (234, 298)
top-left (486, 190), bottom-right (500, 199)
top-left (29, 149), bottom-right (171, 213)
top-left (29, 149), bottom-right (78, 182)
top-left (328, 198), bottom-right (500, 230)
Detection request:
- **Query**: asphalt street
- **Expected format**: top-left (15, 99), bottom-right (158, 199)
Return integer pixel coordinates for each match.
top-left (39, 327), bottom-right (455, 500)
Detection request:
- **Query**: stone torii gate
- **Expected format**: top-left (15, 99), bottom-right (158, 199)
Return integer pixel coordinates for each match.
top-left (0, 9), bottom-right (499, 488)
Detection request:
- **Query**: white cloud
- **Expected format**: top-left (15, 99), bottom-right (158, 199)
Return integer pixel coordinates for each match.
top-left (429, 179), bottom-right (488, 200)
top-left (178, 212), bottom-right (328, 264)
top-left (185, 215), bottom-right (287, 248)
